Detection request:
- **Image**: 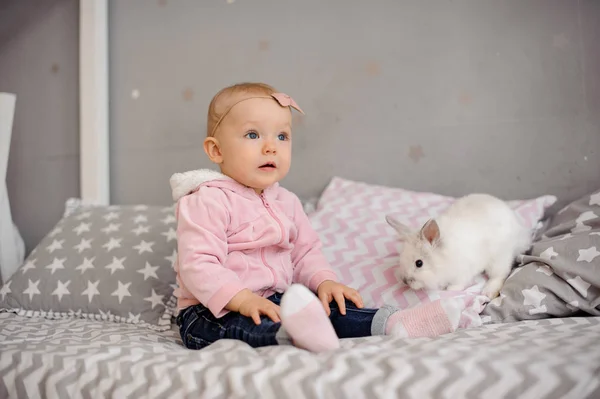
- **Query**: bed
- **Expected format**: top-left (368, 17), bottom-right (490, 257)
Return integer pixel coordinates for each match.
top-left (1, 182), bottom-right (599, 399)
top-left (2, 2), bottom-right (600, 398)
top-left (2, 313), bottom-right (599, 398)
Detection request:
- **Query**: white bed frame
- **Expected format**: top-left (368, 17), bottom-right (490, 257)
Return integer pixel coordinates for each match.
top-left (0, 1), bottom-right (108, 283)
top-left (79, 0), bottom-right (109, 205)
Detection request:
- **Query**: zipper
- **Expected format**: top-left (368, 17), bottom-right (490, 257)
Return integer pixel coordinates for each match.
top-left (260, 193), bottom-right (285, 245)
top-left (258, 192), bottom-right (286, 288)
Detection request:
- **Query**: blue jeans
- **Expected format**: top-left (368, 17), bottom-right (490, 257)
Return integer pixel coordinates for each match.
top-left (176, 292), bottom-right (380, 349)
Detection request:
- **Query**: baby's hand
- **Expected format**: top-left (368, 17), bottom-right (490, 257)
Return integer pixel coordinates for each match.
top-left (317, 280), bottom-right (364, 316)
top-left (226, 289), bottom-right (281, 325)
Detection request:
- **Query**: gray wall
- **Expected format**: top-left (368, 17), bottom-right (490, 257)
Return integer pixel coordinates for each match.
top-left (3, 0), bottom-right (600, 254)
top-left (1, 0), bottom-right (80, 254)
top-left (109, 0), bottom-right (600, 208)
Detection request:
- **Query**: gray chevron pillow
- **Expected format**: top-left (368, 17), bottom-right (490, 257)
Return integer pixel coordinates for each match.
top-left (0, 199), bottom-right (178, 331)
top-left (482, 189), bottom-right (600, 323)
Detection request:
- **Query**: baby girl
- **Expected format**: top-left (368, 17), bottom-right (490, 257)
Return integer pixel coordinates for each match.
top-left (170, 82), bottom-right (462, 352)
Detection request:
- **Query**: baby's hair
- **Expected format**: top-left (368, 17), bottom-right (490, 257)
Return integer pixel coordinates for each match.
top-left (207, 82), bottom-right (277, 137)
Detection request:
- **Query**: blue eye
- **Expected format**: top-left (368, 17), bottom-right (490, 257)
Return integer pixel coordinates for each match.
top-left (278, 133), bottom-right (288, 141)
top-left (245, 132), bottom-right (258, 139)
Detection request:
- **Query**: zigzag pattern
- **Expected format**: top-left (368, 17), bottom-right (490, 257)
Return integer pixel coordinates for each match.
top-left (1, 313), bottom-right (599, 399)
top-left (308, 178), bottom-right (556, 319)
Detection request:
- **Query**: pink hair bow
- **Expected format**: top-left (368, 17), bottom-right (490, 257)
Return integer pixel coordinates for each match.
top-left (271, 92), bottom-right (305, 115)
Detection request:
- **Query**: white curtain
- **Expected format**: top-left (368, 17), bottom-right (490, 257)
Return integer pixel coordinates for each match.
top-left (0, 93), bottom-right (25, 284)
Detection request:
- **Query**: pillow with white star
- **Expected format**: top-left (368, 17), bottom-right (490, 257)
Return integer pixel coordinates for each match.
top-left (0, 199), bottom-right (178, 331)
top-left (482, 189), bottom-right (600, 323)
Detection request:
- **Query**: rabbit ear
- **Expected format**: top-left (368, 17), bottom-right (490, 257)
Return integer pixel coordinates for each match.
top-left (420, 219), bottom-right (440, 245)
top-left (386, 215), bottom-right (412, 239)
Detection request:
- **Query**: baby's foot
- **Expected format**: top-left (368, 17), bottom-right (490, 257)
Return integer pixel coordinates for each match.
top-left (280, 284), bottom-right (340, 352)
top-left (381, 298), bottom-right (463, 338)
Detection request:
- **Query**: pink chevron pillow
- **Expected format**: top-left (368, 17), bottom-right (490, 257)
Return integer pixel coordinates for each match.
top-left (308, 177), bottom-right (557, 312)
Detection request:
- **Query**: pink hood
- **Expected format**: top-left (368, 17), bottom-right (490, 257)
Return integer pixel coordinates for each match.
top-left (169, 169), bottom-right (338, 317)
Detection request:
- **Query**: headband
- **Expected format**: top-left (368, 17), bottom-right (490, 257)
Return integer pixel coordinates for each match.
top-left (210, 92), bottom-right (304, 137)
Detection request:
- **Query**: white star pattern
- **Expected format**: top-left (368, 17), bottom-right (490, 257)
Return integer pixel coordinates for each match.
top-left (52, 280), bottom-right (71, 301)
top-left (161, 214), bottom-right (176, 225)
top-left (161, 227), bottom-right (177, 242)
top-left (45, 258), bottom-right (66, 274)
top-left (133, 240), bottom-right (154, 255)
top-left (572, 211), bottom-right (597, 233)
top-left (48, 226), bottom-right (63, 237)
top-left (132, 225), bottom-right (150, 236)
top-left (75, 257), bottom-right (96, 274)
top-left (127, 312), bottom-right (141, 323)
top-left (105, 256), bottom-right (126, 275)
top-left (577, 247), bottom-right (600, 263)
top-left (577, 211), bottom-right (596, 224)
top-left (522, 285), bottom-right (546, 307)
top-left (165, 250), bottom-right (178, 266)
top-left (112, 281), bottom-right (132, 304)
top-left (101, 223), bottom-right (121, 234)
top-left (24, 279), bottom-right (41, 301)
top-left (73, 222), bottom-right (91, 236)
top-left (103, 212), bottom-right (119, 221)
top-left (144, 289), bottom-right (164, 309)
top-left (559, 233), bottom-right (573, 241)
top-left (46, 239), bottom-right (64, 253)
top-left (76, 211), bottom-right (92, 220)
top-left (102, 238), bottom-right (122, 252)
top-left (98, 309), bottom-right (113, 319)
top-left (590, 192), bottom-right (600, 206)
top-left (82, 280), bottom-right (101, 303)
top-left (0, 281), bottom-right (11, 300)
top-left (567, 275), bottom-right (591, 297)
top-left (536, 265), bottom-right (554, 276)
top-left (572, 224), bottom-right (592, 234)
top-left (540, 247), bottom-right (558, 261)
top-left (8, 206), bottom-right (185, 327)
top-left (591, 232), bottom-right (600, 237)
top-left (529, 305), bottom-right (548, 315)
top-left (74, 238), bottom-right (93, 253)
top-left (20, 259), bottom-right (37, 274)
top-left (566, 300), bottom-right (579, 311)
top-left (133, 214), bottom-right (148, 224)
top-left (137, 262), bottom-right (159, 280)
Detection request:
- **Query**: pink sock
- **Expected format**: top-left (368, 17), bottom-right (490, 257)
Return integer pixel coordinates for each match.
top-left (382, 298), bottom-right (463, 338)
top-left (280, 284), bottom-right (340, 353)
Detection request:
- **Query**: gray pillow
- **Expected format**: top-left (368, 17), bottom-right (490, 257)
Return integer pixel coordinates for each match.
top-left (482, 190), bottom-right (600, 323)
top-left (0, 199), bottom-right (178, 331)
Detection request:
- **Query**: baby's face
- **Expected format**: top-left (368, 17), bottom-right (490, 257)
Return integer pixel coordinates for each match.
top-left (216, 98), bottom-right (292, 193)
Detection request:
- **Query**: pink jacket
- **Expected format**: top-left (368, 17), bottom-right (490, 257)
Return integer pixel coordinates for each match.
top-left (169, 169), bottom-right (338, 318)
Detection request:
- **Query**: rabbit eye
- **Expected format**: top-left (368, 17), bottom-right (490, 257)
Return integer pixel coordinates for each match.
top-left (415, 259), bottom-right (423, 268)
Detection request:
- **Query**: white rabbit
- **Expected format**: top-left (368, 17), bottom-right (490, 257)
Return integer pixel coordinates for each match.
top-left (385, 193), bottom-right (532, 299)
